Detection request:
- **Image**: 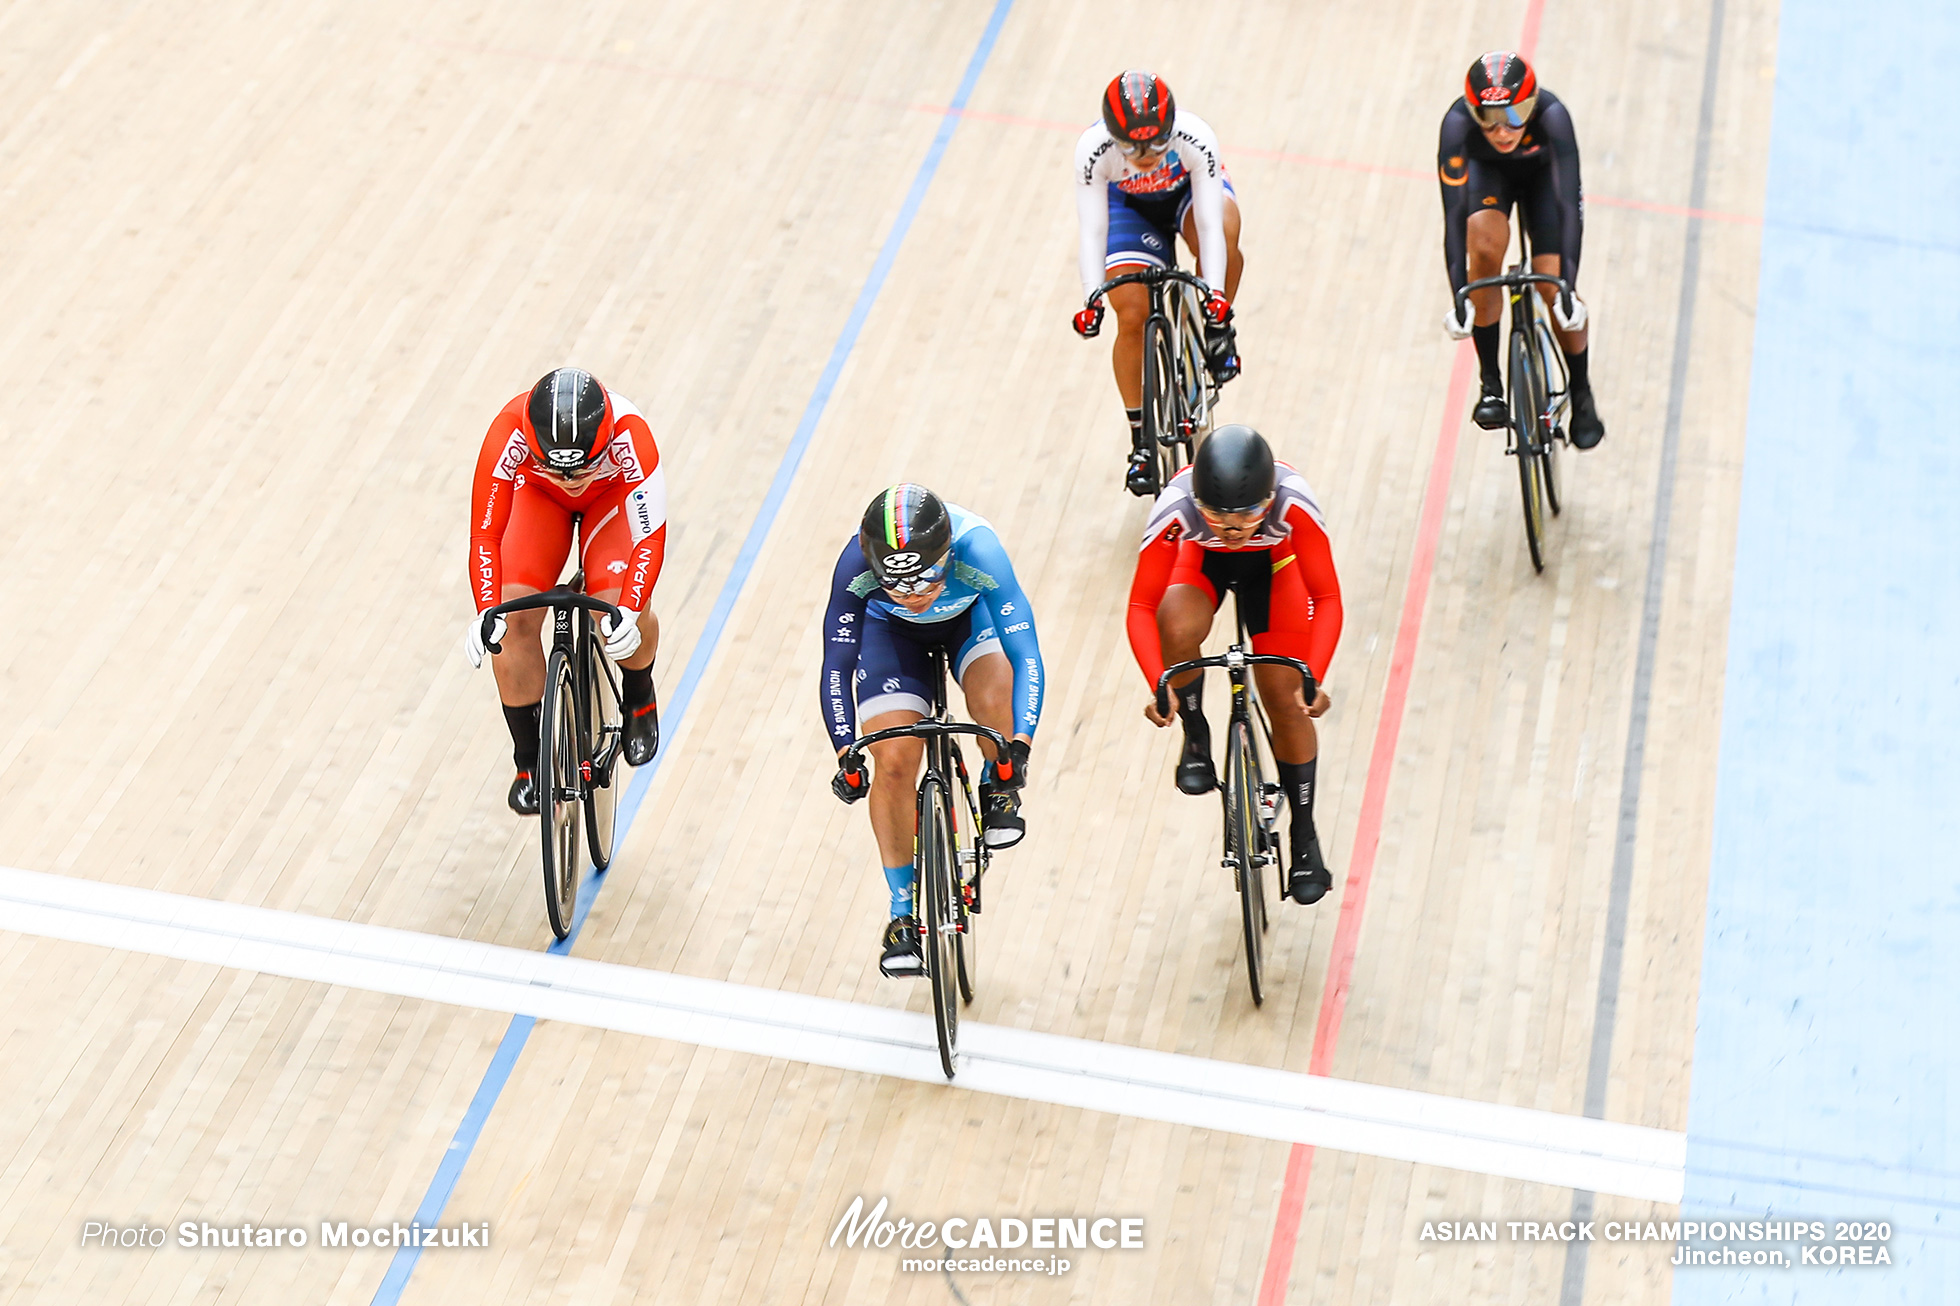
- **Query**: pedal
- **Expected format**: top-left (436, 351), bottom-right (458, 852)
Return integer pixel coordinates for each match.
top-left (1258, 782), bottom-right (1282, 831)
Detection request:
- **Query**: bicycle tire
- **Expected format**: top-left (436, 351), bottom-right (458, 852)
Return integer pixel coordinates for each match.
top-left (1227, 718), bottom-right (1265, 1006)
top-left (538, 649), bottom-right (584, 940)
top-left (919, 774), bottom-right (960, 1077)
top-left (579, 620), bottom-right (622, 873)
top-left (1531, 317), bottom-right (1564, 517)
top-left (1510, 327), bottom-right (1548, 573)
top-left (1142, 315), bottom-right (1177, 493)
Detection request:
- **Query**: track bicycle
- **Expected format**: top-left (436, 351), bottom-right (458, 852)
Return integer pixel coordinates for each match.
top-left (478, 571), bottom-right (631, 940)
top-left (1153, 601), bottom-right (1315, 1006)
top-left (838, 649), bottom-right (1005, 1078)
top-left (1455, 219), bottom-right (1573, 573)
top-left (1085, 266), bottom-right (1221, 496)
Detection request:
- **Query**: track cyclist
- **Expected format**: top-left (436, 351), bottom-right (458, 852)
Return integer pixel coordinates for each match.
top-left (1439, 51), bottom-right (1606, 448)
top-left (1072, 70), bottom-right (1245, 496)
top-left (821, 485), bottom-right (1044, 977)
top-left (463, 367), bottom-right (666, 813)
top-left (1127, 425), bottom-right (1343, 905)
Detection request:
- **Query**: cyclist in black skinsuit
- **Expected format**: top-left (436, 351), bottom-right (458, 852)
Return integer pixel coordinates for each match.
top-left (1438, 52), bottom-right (1606, 449)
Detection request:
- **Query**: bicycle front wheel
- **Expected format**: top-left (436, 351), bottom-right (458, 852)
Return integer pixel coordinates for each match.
top-left (1169, 289), bottom-right (1211, 473)
top-left (538, 649), bottom-right (584, 940)
top-left (579, 622), bottom-right (622, 873)
top-left (1227, 718), bottom-right (1266, 1006)
top-left (1510, 327), bottom-right (1548, 573)
top-left (1142, 315), bottom-right (1177, 494)
top-left (919, 775), bottom-right (960, 1077)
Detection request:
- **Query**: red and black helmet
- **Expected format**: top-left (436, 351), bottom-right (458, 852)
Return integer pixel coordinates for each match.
top-left (1102, 71), bottom-right (1176, 152)
top-left (1464, 51), bottom-right (1539, 128)
top-left (521, 367), bottom-right (614, 475)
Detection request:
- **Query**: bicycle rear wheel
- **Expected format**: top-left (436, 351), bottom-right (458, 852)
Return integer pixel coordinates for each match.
top-left (951, 750), bottom-right (982, 1006)
top-left (1142, 315), bottom-right (1177, 494)
top-left (579, 621), bottom-right (622, 873)
top-left (1510, 328), bottom-right (1548, 573)
top-left (1227, 718), bottom-right (1266, 1006)
top-left (1532, 317), bottom-right (1564, 517)
top-left (538, 649), bottom-right (584, 940)
top-left (1169, 289), bottom-right (1211, 473)
top-left (919, 775), bottom-right (960, 1076)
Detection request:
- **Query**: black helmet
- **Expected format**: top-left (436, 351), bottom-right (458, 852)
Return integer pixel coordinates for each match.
top-left (859, 484), bottom-right (953, 589)
top-left (523, 367), bottom-right (613, 474)
top-left (1102, 71), bottom-right (1175, 154)
top-left (1192, 424), bottom-right (1276, 513)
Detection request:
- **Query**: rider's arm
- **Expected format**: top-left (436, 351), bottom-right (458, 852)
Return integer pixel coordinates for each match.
top-left (819, 541), bottom-right (873, 753)
top-left (467, 404), bottom-right (528, 613)
top-left (1124, 520), bottom-right (1182, 689)
top-left (1437, 104), bottom-right (1476, 293)
top-left (614, 415), bottom-right (669, 615)
top-left (964, 528), bottom-right (1044, 740)
top-left (1282, 503), bottom-right (1344, 681)
top-left (1539, 95), bottom-right (1585, 288)
top-left (1174, 113), bottom-right (1230, 296)
top-left (1075, 126), bottom-right (1116, 299)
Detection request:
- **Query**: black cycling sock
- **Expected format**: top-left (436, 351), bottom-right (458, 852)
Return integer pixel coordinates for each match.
top-left (1564, 345), bottom-right (1590, 392)
top-left (503, 702), bottom-right (541, 771)
top-left (621, 665), bottom-right (654, 709)
top-left (1472, 322), bottom-right (1502, 389)
top-left (1175, 679), bottom-right (1209, 746)
top-left (1125, 407), bottom-right (1145, 449)
top-left (1277, 757), bottom-right (1318, 848)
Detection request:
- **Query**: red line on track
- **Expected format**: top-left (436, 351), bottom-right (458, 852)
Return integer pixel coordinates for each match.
top-left (1254, 343), bottom-right (1475, 1305)
top-left (423, 37), bottom-right (1759, 226)
top-left (1520, 0), bottom-right (1547, 60)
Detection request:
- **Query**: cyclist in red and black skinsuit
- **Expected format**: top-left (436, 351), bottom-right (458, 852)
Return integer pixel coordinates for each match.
top-left (1439, 51), bottom-right (1606, 448)
top-left (461, 368), bottom-right (666, 815)
top-left (1127, 425), bottom-right (1343, 905)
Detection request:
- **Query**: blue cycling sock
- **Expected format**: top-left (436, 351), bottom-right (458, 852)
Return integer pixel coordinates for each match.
top-left (882, 864), bottom-right (916, 919)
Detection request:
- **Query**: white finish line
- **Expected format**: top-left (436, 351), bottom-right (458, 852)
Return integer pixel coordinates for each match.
top-left (0, 867), bottom-right (1684, 1202)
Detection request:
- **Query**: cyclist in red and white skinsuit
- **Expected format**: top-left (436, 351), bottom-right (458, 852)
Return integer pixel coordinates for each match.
top-left (1071, 71), bottom-right (1245, 496)
top-left (1127, 425), bottom-right (1342, 904)
top-left (462, 368), bottom-right (666, 814)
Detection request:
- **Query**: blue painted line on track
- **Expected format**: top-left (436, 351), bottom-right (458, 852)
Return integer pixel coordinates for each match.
top-left (1675, 0), bottom-right (1960, 1300)
top-left (369, 3), bottom-right (1017, 1299)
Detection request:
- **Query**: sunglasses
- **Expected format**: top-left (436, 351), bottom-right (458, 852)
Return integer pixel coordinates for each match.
top-left (881, 558), bottom-right (950, 597)
top-left (1198, 497), bottom-right (1274, 529)
top-left (532, 455), bottom-right (602, 482)
top-left (1122, 135), bottom-right (1173, 159)
top-left (1470, 96), bottom-right (1537, 130)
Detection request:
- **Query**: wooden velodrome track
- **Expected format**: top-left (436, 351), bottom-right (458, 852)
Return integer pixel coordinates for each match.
top-left (0, 0), bottom-right (1780, 1301)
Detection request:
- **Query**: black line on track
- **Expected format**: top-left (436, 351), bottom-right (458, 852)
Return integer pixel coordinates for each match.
top-left (1559, 0), bottom-right (1728, 1300)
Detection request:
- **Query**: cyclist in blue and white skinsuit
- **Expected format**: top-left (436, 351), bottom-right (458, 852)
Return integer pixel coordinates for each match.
top-left (821, 484), bottom-right (1044, 977)
top-left (1071, 71), bottom-right (1246, 497)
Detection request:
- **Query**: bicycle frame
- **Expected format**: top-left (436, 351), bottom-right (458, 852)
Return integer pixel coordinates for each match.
top-left (1154, 598), bottom-right (1315, 1004)
top-left (840, 651), bottom-right (1006, 1077)
top-left (1089, 266), bottom-right (1217, 478)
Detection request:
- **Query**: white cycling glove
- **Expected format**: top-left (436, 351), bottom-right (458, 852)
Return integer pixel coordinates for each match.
top-left (1552, 291), bottom-right (1588, 332)
top-left (463, 613), bottom-right (506, 669)
top-left (1444, 297), bottom-right (1476, 339)
top-left (601, 609), bottom-right (643, 661)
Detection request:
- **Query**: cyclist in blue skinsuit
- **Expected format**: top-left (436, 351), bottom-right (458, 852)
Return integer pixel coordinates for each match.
top-left (821, 484), bottom-right (1044, 977)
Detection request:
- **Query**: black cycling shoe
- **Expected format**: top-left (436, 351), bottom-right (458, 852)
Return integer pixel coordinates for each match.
top-left (1472, 383), bottom-right (1509, 430)
top-left (879, 915), bottom-right (924, 978)
top-left (622, 696), bottom-right (660, 767)
top-left (1125, 451), bottom-right (1159, 497)
top-left (981, 786), bottom-right (1026, 849)
top-left (507, 770), bottom-right (539, 816)
top-left (1176, 731), bottom-right (1217, 795)
top-left (1287, 832), bottom-right (1333, 905)
top-left (1204, 320), bottom-right (1241, 384)
top-left (1568, 383), bottom-right (1606, 449)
